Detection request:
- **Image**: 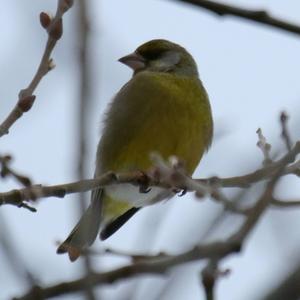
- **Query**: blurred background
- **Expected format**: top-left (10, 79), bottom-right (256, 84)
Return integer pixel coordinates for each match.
top-left (1, 0), bottom-right (300, 299)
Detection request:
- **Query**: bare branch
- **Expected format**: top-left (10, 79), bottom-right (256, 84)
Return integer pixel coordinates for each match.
top-left (271, 198), bottom-right (300, 208)
top-left (0, 172), bottom-right (120, 209)
top-left (173, 0), bottom-right (300, 36)
top-left (0, 0), bottom-right (73, 138)
top-left (201, 261), bottom-right (230, 300)
top-left (256, 128), bottom-right (272, 166)
top-left (13, 167), bottom-right (285, 300)
top-left (201, 261), bottom-right (218, 300)
top-left (280, 111), bottom-right (293, 152)
top-left (12, 240), bottom-right (239, 300)
top-left (0, 154), bottom-right (32, 186)
top-left (1, 142), bottom-right (300, 211)
top-left (207, 189), bottom-right (251, 215)
top-left (12, 131), bottom-right (300, 299)
top-left (229, 140), bottom-right (300, 244)
top-left (200, 142), bottom-right (300, 188)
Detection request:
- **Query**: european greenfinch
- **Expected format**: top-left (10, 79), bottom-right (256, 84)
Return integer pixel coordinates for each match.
top-left (57, 39), bottom-right (213, 261)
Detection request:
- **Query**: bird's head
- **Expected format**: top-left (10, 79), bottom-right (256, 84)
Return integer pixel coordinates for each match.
top-left (119, 39), bottom-right (198, 77)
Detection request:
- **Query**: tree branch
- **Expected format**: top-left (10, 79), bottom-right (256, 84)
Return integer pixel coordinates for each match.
top-left (10, 133), bottom-right (300, 300)
top-left (13, 164), bottom-right (285, 300)
top-left (280, 111), bottom-right (293, 152)
top-left (199, 149), bottom-right (300, 189)
top-left (0, 0), bottom-right (73, 138)
top-left (12, 239), bottom-right (240, 300)
top-left (1, 142), bottom-right (300, 212)
top-left (0, 171), bottom-right (153, 209)
top-left (173, 0), bottom-right (300, 36)
top-left (0, 154), bottom-right (32, 187)
top-left (271, 198), bottom-right (300, 208)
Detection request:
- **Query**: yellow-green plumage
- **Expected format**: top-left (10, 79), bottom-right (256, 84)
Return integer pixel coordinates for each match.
top-left (98, 71), bottom-right (212, 218)
top-left (99, 72), bottom-right (212, 173)
top-left (57, 39), bottom-right (213, 261)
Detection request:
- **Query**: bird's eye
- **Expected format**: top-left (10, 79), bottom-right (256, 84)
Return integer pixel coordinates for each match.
top-left (139, 49), bottom-right (165, 60)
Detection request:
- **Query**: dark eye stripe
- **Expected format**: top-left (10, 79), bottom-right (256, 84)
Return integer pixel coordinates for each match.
top-left (138, 49), bottom-right (163, 60)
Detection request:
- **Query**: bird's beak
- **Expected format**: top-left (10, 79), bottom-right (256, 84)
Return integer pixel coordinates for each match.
top-left (118, 52), bottom-right (146, 71)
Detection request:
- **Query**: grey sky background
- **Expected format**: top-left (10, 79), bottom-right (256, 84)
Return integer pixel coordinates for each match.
top-left (1, 0), bottom-right (300, 299)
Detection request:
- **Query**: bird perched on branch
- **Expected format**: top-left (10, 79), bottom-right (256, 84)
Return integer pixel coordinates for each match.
top-left (57, 39), bottom-right (213, 261)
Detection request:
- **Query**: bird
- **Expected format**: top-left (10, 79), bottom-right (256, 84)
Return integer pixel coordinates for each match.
top-left (57, 39), bottom-right (213, 261)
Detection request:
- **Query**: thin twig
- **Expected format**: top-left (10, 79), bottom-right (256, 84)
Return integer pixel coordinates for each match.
top-left (201, 261), bottom-right (230, 300)
top-left (280, 111), bottom-right (292, 152)
top-left (208, 189), bottom-right (251, 215)
top-left (0, 154), bottom-right (32, 186)
top-left (199, 142), bottom-right (300, 188)
top-left (271, 198), bottom-right (300, 208)
top-left (256, 128), bottom-right (272, 166)
top-left (0, 0), bottom-right (73, 138)
top-left (230, 141), bottom-right (300, 243)
top-left (201, 261), bottom-right (218, 300)
top-left (173, 0), bottom-right (300, 36)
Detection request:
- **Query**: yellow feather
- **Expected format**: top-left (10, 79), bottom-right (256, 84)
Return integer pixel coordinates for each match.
top-left (98, 71), bottom-right (213, 219)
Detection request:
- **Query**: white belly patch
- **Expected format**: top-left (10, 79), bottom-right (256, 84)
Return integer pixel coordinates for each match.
top-left (105, 183), bottom-right (168, 207)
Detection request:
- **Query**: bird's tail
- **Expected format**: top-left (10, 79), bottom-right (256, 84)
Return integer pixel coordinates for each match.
top-left (57, 189), bottom-right (103, 262)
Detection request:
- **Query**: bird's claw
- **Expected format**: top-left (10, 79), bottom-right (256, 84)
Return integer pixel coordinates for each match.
top-left (178, 188), bottom-right (187, 197)
top-left (137, 171), bottom-right (151, 193)
top-left (172, 187), bottom-right (187, 196)
top-left (139, 185), bottom-right (151, 193)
